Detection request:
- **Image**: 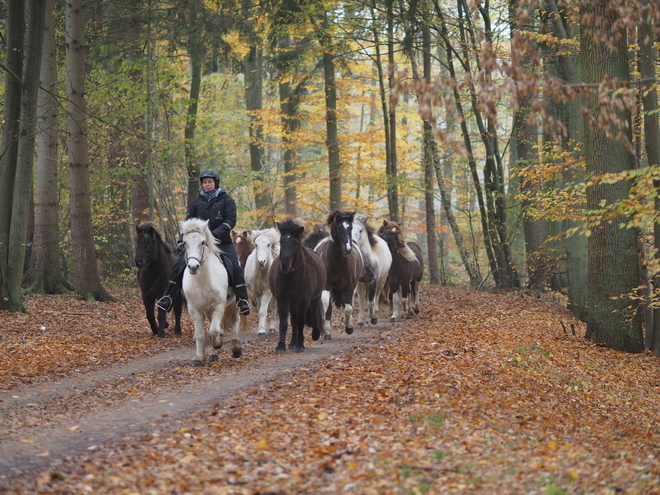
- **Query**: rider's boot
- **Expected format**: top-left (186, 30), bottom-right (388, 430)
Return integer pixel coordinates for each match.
top-left (235, 283), bottom-right (250, 316)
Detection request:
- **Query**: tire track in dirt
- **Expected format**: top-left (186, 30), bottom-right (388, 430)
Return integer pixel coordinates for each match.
top-left (0, 323), bottom-right (388, 482)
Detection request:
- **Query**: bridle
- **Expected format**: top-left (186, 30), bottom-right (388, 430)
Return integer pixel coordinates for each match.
top-left (184, 229), bottom-right (208, 267)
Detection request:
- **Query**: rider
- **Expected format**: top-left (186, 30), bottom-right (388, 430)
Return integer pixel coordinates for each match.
top-left (157, 169), bottom-right (251, 316)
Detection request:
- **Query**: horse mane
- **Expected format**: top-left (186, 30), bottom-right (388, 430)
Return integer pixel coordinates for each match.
top-left (137, 221), bottom-right (172, 255)
top-left (277, 217), bottom-right (305, 238)
top-left (252, 228), bottom-right (281, 258)
top-left (180, 218), bottom-right (221, 257)
top-left (380, 227), bottom-right (418, 263)
top-left (354, 214), bottom-right (379, 248)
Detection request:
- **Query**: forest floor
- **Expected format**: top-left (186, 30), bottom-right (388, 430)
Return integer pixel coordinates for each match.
top-left (0, 285), bottom-right (659, 494)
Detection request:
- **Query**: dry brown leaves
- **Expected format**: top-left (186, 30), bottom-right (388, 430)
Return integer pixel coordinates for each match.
top-left (2, 286), bottom-right (660, 494)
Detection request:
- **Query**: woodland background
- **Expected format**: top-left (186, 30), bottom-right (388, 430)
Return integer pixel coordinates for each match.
top-left (2, 0), bottom-right (660, 356)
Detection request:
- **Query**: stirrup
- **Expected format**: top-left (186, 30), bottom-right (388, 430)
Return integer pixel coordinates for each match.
top-left (157, 295), bottom-right (173, 312)
top-left (237, 298), bottom-right (250, 316)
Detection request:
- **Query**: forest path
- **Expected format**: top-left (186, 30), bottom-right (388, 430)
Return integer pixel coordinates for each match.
top-left (0, 320), bottom-right (385, 482)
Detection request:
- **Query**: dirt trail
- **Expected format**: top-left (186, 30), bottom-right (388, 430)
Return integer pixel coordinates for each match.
top-left (0, 324), bottom-right (385, 483)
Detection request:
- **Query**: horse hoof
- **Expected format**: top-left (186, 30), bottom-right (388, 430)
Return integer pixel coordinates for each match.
top-left (296, 347), bottom-right (304, 353)
top-left (414, 308), bottom-right (420, 314)
top-left (370, 318), bottom-right (378, 325)
top-left (232, 349), bottom-right (242, 358)
top-left (175, 328), bottom-right (182, 335)
top-left (208, 354), bottom-right (219, 362)
top-left (323, 335), bottom-right (332, 341)
top-left (312, 329), bottom-right (320, 341)
top-left (191, 360), bottom-right (203, 367)
top-left (276, 345), bottom-right (286, 354)
top-left (390, 317), bottom-right (396, 322)
top-left (345, 327), bottom-right (354, 335)
top-left (257, 332), bottom-right (267, 338)
top-left (357, 322), bottom-right (364, 328)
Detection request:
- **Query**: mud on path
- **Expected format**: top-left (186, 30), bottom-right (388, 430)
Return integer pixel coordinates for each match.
top-left (0, 315), bottom-right (387, 485)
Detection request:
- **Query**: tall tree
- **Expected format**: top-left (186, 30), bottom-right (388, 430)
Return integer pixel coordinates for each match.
top-left (579, 0), bottom-right (643, 352)
top-left (0, 0), bottom-right (26, 310)
top-left (185, 0), bottom-right (203, 204)
top-left (26, 0), bottom-right (71, 295)
top-left (241, 0), bottom-right (272, 224)
top-left (638, 1), bottom-right (660, 355)
top-left (66, 0), bottom-right (114, 302)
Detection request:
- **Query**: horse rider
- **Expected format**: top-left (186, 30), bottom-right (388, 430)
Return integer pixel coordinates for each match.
top-left (157, 169), bottom-right (251, 316)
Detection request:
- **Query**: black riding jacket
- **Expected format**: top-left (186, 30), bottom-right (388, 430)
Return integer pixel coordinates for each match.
top-left (186, 188), bottom-right (236, 245)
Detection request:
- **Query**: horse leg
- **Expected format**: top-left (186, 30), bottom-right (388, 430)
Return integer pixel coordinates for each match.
top-left (411, 281), bottom-right (420, 314)
top-left (401, 283), bottom-right (411, 317)
top-left (322, 290), bottom-right (332, 340)
top-left (276, 300), bottom-right (289, 354)
top-left (189, 308), bottom-right (206, 366)
top-left (207, 305), bottom-right (226, 362)
top-left (342, 289), bottom-right (355, 335)
top-left (157, 306), bottom-right (168, 338)
top-left (257, 291), bottom-right (269, 337)
top-left (173, 297), bottom-right (183, 335)
top-left (268, 293), bottom-right (278, 334)
top-left (291, 311), bottom-right (306, 352)
top-left (144, 297), bottom-right (159, 336)
top-left (356, 283), bottom-right (367, 328)
top-left (390, 287), bottom-right (401, 322)
top-left (367, 280), bottom-right (378, 325)
top-left (226, 304), bottom-right (242, 358)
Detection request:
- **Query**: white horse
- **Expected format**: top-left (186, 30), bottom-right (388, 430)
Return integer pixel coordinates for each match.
top-left (180, 218), bottom-right (242, 366)
top-left (244, 228), bottom-right (280, 336)
top-left (352, 214), bottom-right (393, 326)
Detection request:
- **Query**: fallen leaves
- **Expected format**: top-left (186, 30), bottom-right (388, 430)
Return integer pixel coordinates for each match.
top-left (1, 285), bottom-right (660, 494)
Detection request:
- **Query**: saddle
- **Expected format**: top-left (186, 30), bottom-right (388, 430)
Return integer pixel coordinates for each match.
top-left (218, 251), bottom-right (235, 286)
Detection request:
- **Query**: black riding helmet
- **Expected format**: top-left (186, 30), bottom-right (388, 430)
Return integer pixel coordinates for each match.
top-left (199, 169), bottom-right (220, 188)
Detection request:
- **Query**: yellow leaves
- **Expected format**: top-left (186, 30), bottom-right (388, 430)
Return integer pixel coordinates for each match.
top-left (317, 412), bottom-right (329, 420)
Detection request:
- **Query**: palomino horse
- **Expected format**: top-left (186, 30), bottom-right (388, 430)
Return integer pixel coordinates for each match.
top-left (352, 214), bottom-right (392, 326)
top-left (135, 222), bottom-right (183, 338)
top-left (180, 218), bottom-right (242, 365)
top-left (378, 220), bottom-right (424, 321)
top-left (244, 228), bottom-right (280, 336)
top-left (231, 230), bottom-right (254, 268)
top-left (269, 218), bottom-right (326, 353)
top-left (314, 211), bottom-right (364, 338)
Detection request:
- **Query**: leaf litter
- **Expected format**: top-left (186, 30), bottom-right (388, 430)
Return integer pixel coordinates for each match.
top-left (1, 286), bottom-right (659, 494)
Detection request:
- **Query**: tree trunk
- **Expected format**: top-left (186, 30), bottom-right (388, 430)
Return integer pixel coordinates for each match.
top-left (386, 0), bottom-right (399, 222)
top-left (278, 34), bottom-right (299, 216)
top-left (5, 0), bottom-right (47, 310)
top-left (0, 0), bottom-right (25, 310)
top-left (421, 13), bottom-right (439, 284)
top-left (27, 0), bottom-right (71, 294)
top-left (241, 1), bottom-right (271, 224)
top-left (580, 0), bottom-right (643, 352)
top-left (324, 48), bottom-right (342, 212)
top-left (638, 6), bottom-right (660, 355)
top-left (66, 0), bottom-right (114, 302)
top-left (185, 0), bottom-right (203, 205)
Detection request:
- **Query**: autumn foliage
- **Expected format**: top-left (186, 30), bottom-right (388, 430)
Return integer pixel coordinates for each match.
top-left (1, 286), bottom-right (660, 493)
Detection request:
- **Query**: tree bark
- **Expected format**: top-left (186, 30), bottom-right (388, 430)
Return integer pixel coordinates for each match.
top-left (27, 0), bottom-right (71, 294)
top-left (580, 0), bottom-right (643, 352)
top-left (66, 0), bottom-right (114, 302)
top-left (185, 0), bottom-right (203, 205)
top-left (324, 48), bottom-right (342, 212)
top-left (0, 0), bottom-right (25, 310)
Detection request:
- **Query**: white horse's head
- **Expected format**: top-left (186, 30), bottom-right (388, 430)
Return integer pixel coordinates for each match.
top-left (252, 228), bottom-right (280, 268)
top-left (180, 218), bottom-right (220, 275)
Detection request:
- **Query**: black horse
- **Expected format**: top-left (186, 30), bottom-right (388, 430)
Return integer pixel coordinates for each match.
top-left (269, 218), bottom-right (326, 354)
top-left (314, 211), bottom-right (364, 338)
top-left (135, 222), bottom-right (183, 338)
top-left (379, 224), bottom-right (424, 321)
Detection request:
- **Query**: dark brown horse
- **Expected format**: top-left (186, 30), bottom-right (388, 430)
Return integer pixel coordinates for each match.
top-left (135, 222), bottom-right (183, 337)
top-left (269, 218), bottom-right (326, 353)
top-left (378, 220), bottom-right (424, 321)
top-left (314, 211), bottom-right (364, 338)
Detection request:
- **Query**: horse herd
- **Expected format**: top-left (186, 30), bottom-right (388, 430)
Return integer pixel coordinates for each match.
top-left (135, 212), bottom-right (424, 366)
